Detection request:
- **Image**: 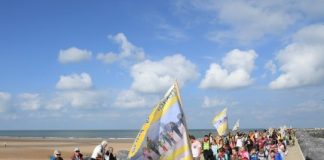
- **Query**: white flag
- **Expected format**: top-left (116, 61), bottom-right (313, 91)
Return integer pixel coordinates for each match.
top-left (232, 119), bottom-right (240, 131)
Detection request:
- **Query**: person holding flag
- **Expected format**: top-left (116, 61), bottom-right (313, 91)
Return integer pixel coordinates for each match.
top-left (201, 135), bottom-right (213, 160)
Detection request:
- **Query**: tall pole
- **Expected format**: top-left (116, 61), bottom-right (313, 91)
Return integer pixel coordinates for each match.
top-left (174, 80), bottom-right (193, 160)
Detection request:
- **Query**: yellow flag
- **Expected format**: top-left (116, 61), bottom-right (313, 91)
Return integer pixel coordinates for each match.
top-left (128, 83), bottom-right (193, 160)
top-left (212, 108), bottom-right (228, 136)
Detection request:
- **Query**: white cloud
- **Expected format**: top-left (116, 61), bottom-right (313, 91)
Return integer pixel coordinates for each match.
top-left (270, 24), bottom-right (324, 89)
top-left (175, 0), bottom-right (324, 44)
top-left (200, 49), bottom-right (257, 89)
top-left (114, 90), bottom-right (149, 108)
top-left (264, 60), bottom-right (277, 74)
top-left (58, 47), bottom-right (92, 63)
top-left (176, 0), bottom-right (298, 43)
top-left (56, 73), bottom-right (93, 90)
top-left (202, 96), bottom-right (227, 108)
top-left (292, 24), bottom-right (324, 45)
top-left (46, 90), bottom-right (104, 110)
top-left (17, 93), bottom-right (41, 111)
top-left (131, 54), bottom-right (199, 93)
top-left (210, 1), bottom-right (296, 43)
top-left (97, 33), bottom-right (145, 64)
top-left (0, 92), bottom-right (11, 112)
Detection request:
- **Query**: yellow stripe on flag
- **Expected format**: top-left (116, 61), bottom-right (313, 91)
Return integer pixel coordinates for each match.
top-left (152, 95), bottom-right (178, 123)
top-left (212, 108), bottom-right (227, 123)
top-left (165, 144), bottom-right (192, 160)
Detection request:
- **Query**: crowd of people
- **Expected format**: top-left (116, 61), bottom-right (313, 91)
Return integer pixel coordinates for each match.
top-left (49, 140), bottom-right (116, 160)
top-left (189, 128), bottom-right (295, 160)
top-left (49, 128), bottom-right (295, 160)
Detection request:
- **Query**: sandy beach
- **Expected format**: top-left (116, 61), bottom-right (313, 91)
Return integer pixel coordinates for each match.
top-left (0, 137), bottom-right (133, 160)
top-left (0, 137), bottom-right (304, 160)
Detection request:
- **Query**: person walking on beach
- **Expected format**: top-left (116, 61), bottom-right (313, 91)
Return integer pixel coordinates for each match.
top-left (70, 147), bottom-right (83, 160)
top-left (50, 150), bottom-right (63, 160)
top-left (278, 139), bottom-right (286, 160)
top-left (217, 138), bottom-right (224, 150)
top-left (105, 147), bottom-right (116, 160)
top-left (208, 132), bottom-right (213, 144)
top-left (211, 139), bottom-right (218, 158)
top-left (238, 146), bottom-right (249, 160)
top-left (246, 136), bottom-right (254, 152)
top-left (202, 135), bottom-right (213, 160)
top-left (249, 147), bottom-right (258, 160)
top-left (231, 147), bottom-right (239, 160)
top-left (91, 140), bottom-right (108, 160)
top-left (257, 147), bottom-right (267, 160)
top-left (189, 135), bottom-right (201, 160)
top-left (218, 147), bottom-right (229, 160)
top-left (274, 147), bottom-right (283, 160)
top-left (236, 133), bottom-right (243, 148)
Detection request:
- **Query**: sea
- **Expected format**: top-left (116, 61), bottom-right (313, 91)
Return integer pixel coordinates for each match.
top-left (0, 129), bottom-right (262, 140)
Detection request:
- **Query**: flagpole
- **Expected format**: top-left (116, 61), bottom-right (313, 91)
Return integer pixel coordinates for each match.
top-left (174, 80), bottom-right (183, 107)
top-left (174, 80), bottom-right (193, 160)
top-left (226, 107), bottom-right (229, 136)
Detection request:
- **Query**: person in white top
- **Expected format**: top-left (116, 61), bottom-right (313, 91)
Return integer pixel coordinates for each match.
top-left (91, 140), bottom-right (108, 160)
top-left (278, 139), bottom-right (286, 160)
top-left (236, 134), bottom-right (243, 148)
top-left (189, 135), bottom-right (201, 160)
top-left (254, 130), bottom-right (259, 139)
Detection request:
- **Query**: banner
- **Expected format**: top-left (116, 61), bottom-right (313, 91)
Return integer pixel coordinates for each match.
top-left (128, 83), bottom-right (193, 160)
top-left (212, 108), bottom-right (228, 136)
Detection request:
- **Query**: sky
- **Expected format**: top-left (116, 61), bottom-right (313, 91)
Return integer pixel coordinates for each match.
top-left (0, 0), bottom-right (324, 130)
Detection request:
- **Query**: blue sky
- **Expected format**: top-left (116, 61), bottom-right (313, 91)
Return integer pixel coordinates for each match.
top-left (1, 0), bottom-right (324, 130)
